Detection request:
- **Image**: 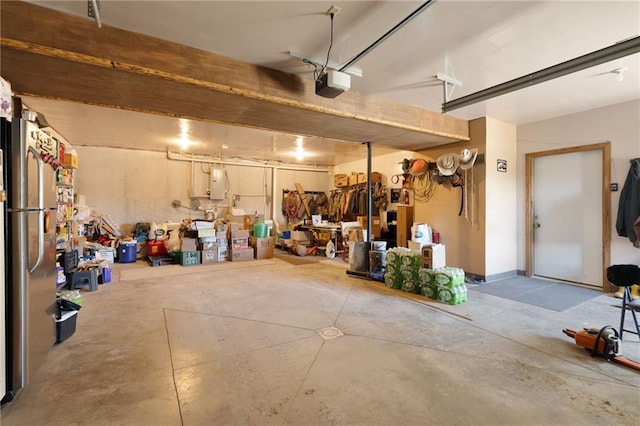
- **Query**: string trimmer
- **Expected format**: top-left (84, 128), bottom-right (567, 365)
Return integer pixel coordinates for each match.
top-left (562, 326), bottom-right (640, 372)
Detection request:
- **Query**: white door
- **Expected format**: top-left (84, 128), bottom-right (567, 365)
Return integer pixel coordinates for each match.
top-left (533, 150), bottom-right (602, 287)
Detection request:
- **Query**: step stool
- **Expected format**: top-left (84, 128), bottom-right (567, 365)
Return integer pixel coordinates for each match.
top-left (70, 268), bottom-right (98, 292)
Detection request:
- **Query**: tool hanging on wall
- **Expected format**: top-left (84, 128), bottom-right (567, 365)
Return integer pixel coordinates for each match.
top-left (295, 182), bottom-right (311, 218)
top-left (283, 191), bottom-right (299, 220)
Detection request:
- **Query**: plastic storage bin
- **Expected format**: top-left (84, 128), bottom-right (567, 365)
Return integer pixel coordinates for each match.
top-left (55, 310), bottom-right (78, 344)
top-left (118, 241), bottom-right (137, 263)
top-left (99, 266), bottom-right (112, 284)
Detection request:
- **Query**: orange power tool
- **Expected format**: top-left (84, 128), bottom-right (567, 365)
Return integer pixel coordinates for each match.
top-left (562, 326), bottom-right (640, 372)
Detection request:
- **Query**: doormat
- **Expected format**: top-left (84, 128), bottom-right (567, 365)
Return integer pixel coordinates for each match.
top-left (469, 275), bottom-right (602, 312)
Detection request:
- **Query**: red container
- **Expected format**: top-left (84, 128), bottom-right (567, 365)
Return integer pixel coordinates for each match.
top-left (432, 231), bottom-right (440, 244)
top-left (147, 240), bottom-right (167, 256)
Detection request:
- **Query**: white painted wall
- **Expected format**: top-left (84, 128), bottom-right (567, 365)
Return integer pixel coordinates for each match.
top-left (416, 120), bottom-right (487, 278)
top-left (74, 146), bottom-right (331, 236)
top-left (517, 99), bottom-right (640, 268)
top-left (485, 117), bottom-right (517, 276)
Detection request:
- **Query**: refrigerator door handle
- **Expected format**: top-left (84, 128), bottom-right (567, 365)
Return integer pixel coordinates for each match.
top-left (28, 146), bottom-right (44, 209)
top-left (27, 146), bottom-right (45, 273)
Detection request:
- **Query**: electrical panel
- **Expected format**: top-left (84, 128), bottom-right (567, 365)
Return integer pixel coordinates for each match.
top-left (209, 166), bottom-right (225, 200)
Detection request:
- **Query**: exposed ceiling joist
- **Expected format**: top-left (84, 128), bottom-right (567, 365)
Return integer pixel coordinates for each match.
top-left (0, 1), bottom-right (469, 151)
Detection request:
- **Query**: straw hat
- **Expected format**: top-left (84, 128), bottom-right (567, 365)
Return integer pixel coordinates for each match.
top-left (458, 148), bottom-right (478, 170)
top-left (436, 153), bottom-right (459, 176)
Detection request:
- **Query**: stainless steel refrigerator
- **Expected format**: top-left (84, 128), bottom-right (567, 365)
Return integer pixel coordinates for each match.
top-left (1, 116), bottom-right (57, 402)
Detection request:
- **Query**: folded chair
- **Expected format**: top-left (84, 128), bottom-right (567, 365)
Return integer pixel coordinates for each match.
top-left (606, 264), bottom-right (640, 340)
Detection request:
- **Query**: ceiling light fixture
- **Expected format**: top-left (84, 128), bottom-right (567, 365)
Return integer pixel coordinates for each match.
top-left (177, 118), bottom-right (192, 150)
top-left (442, 35), bottom-right (640, 113)
top-left (179, 136), bottom-right (190, 150)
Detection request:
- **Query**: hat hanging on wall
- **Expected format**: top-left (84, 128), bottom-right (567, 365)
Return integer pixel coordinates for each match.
top-left (409, 158), bottom-right (428, 176)
top-left (458, 148), bottom-right (478, 170)
top-left (436, 153), bottom-right (459, 176)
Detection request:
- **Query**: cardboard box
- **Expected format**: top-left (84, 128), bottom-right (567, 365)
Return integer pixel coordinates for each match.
top-left (230, 223), bottom-right (241, 232)
top-left (216, 223), bottom-right (228, 233)
top-left (180, 237), bottom-right (198, 252)
top-left (217, 245), bottom-right (228, 261)
top-left (232, 229), bottom-right (250, 239)
top-left (230, 247), bottom-right (254, 262)
top-left (421, 244), bottom-right (446, 269)
top-left (217, 238), bottom-right (229, 248)
top-left (356, 216), bottom-right (381, 238)
top-left (348, 173), bottom-right (358, 186)
top-left (231, 237), bottom-right (249, 250)
top-left (250, 236), bottom-right (275, 259)
top-left (63, 153), bottom-right (78, 169)
top-left (334, 174), bottom-right (348, 187)
top-left (216, 231), bottom-right (227, 240)
top-left (198, 240), bottom-right (218, 251)
top-left (357, 172), bottom-right (383, 185)
top-left (201, 249), bottom-right (218, 264)
top-left (290, 230), bottom-right (310, 243)
top-left (95, 248), bottom-right (115, 264)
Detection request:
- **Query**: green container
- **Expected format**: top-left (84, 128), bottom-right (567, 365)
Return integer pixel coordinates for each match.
top-left (180, 250), bottom-right (201, 266)
top-left (253, 221), bottom-right (268, 238)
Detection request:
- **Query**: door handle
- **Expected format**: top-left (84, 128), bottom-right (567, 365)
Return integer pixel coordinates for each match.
top-left (27, 146), bottom-right (45, 273)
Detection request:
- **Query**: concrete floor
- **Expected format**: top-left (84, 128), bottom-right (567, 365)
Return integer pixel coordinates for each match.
top-left (1, 257), bottom-right (639, 425)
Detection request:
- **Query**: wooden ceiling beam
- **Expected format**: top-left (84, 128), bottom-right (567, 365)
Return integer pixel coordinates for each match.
top-left (0, 1), bottom-right (469, 149)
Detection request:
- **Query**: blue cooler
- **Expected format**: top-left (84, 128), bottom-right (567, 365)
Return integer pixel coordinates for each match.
top-left (118, 241), bottom-right (137, 263)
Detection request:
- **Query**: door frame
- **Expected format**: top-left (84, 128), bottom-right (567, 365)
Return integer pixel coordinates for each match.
top-left (525, 142), bottom-right (611, 291)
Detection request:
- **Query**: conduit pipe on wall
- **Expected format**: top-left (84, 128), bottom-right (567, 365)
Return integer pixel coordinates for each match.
top-left (167, 150), bottom-right (332, 173)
